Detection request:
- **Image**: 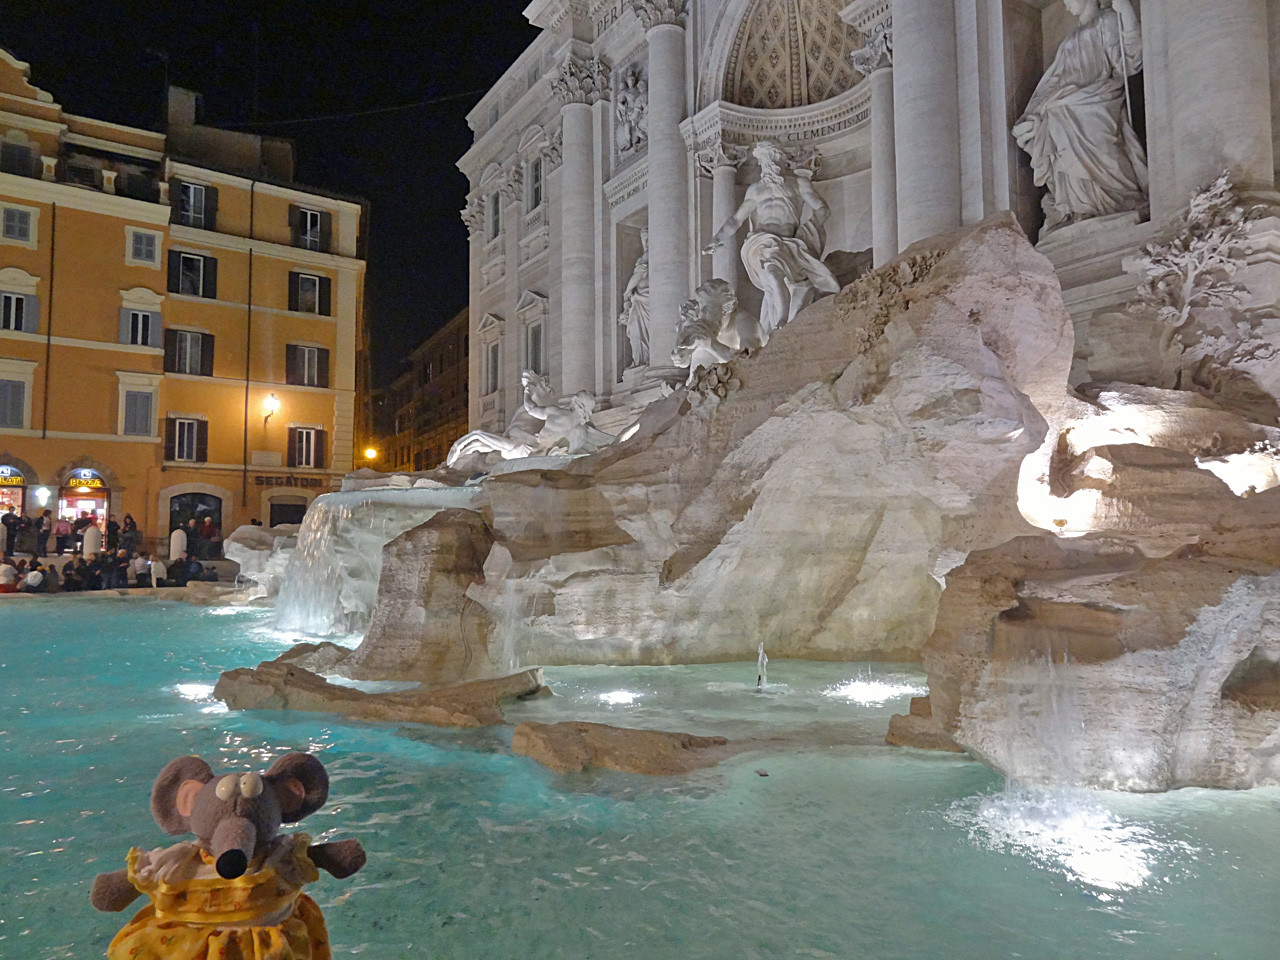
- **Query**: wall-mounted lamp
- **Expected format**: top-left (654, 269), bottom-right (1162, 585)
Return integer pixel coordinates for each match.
top-left (363, 447), bottom-right (378, 461)
top-left (263, 393), bottom-right (280, 429)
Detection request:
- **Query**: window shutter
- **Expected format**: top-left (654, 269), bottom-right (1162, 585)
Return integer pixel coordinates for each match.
top-left (118, 308), bottom-right (132, 345)
top-left (203, 186), bottom-right (218, 231)
top-left (167, 250), bottom-right (182, 292)
top-left (195, 419), bottom-right (209, 462)
top-left (287, 427), bottom-right (298, 468)
top-left (288, 272), bottom-right (300, 312)
top-left (317, 348), bottom-right (330, 389)
top-left (148, 312), bottom-right (163, 348)
top-left (288, 205), bottom-right (301, 246)
top-left (201, 256), bottom-right (217, 299)
top-left (0, 379), bottom-right (23, 428)
top-left (163, 328), bottom-right (179, 372)
top-left (200, 332), bottom-right (215, 376)
top-left (319, 212), bottom-right (333, 252)
top-left (164, 416), bottom-right (177, 459)
top-left (124, 391), bottom-right (152, 436)
top-left (168, 179), bottom-right (182, 223)
top-left (314, 429), bottom-right (326, 469)
top-left (318, 276), bottom-right (332, 317)
top-left (22, 294), bottom-right (38, 335)
top-left (285, 343), bottom-right (299, 385)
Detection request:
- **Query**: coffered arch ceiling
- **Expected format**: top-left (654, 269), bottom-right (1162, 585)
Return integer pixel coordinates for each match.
top-left (721, 0), bottom-right (861, 110)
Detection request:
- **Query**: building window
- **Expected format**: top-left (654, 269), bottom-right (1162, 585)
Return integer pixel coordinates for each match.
top-left (289, 272), bottom-right (332, 316)
top-left (288, 427), bottom-right (326, 469)
top-left (528, 157), bottom-right (543, 210)
top-left (164, 329), bottom-right (213, 376)
top-left (122, 390), bottom-right (153, 436)
top-left (485, 340), bottom-right (500, 394)
top-left (168, 251), bottom-right (217, 299)
top-left (178, 254), bottom-right (203, 296)
top-left (526, 320), bottom-right (543, 376)
top-left (178, 183), bottom-right (205, 228)
top-left (0, 143), bottom-right (32, 177)
top-left (0, 378), bottom-right (22, 428)
top-left (172, 418), bottom-right (200, 461)
top-left (299, 208), bottom-right (321, 250)
top-left (126, 228), bottom-right (161, 267)
top-left (286, 344), bottom-right (329, 387)
top-left (487, 192), bottom-right (501, 241)
top-left (3, 208), bottom-right (30, 243)
top-left (1, 292), bottom-right (26, 332)
top-left (128, 311), bottom-right (151, 346)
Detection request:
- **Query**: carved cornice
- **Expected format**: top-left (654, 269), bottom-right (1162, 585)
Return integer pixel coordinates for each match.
top-left (680, 85), bottom-right (872, 156)
top-left (851, 17), bottom-right (893, 77)
top-left (694, 140), bottom-right (749, 177)
top-left (551, 55), bottom-right (611, 106)
top-left (629, 0), bottom-right (688, 30)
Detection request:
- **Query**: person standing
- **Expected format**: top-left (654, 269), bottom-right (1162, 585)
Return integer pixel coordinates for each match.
top-left (2, 505), bottom-right (18, 554)
top-left (35, 509), bottom-right (52, 558)
top-left (81, 518), bottom-right (103, 557)
top-left (168, 522), bottom-right (187, 563)
top-left (105, 515), bottom-right (120, 552)
top-left (119, 514), bottom-right (139, 555)
top-left (53, 515), bottom-right (72, 555)
top-left (132, 551), bottom-right (152, 588)
top-left (186, 517), bottom-right (202, 560)
top-left (150, 554), bottom-right (167, 588)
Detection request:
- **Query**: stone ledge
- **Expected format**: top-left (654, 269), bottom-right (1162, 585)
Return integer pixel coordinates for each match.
top-left (511, 720), bottom-right (734, 774)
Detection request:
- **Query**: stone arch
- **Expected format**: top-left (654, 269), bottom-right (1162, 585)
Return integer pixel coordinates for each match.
top-left (52, 456), bottom-right (121, 491)
top-left (156, 480), bottom-right (237, 533)
top-left (0, 450), bottom-right (41, 485)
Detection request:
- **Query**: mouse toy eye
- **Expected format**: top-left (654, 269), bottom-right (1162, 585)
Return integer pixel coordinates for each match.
top-left (215, 775), bottom-right (239, 801)
top-left (239, 773), bottom-right (264, 798)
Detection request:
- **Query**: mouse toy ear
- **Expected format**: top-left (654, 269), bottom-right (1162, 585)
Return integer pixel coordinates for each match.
top-left (264, 752), bottom-right (329, 822)
top-left (151, 756), bottom-right (213, 834)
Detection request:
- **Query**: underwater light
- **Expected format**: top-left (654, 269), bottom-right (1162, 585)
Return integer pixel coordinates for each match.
top-left (599, 690), bottom-right (640, 705)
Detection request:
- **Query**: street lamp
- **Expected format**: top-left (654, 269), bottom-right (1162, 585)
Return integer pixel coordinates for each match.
top-left (263, 393), bottom-right (280, 429)
top-left (363, 447), bottom-right (378, 461)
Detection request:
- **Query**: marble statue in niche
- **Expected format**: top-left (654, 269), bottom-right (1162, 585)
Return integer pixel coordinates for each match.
top-left (705, 140), bottom-right (840, 335)
top-left (1013, 0), bottom-right (1147, 236)
top-left (615, 64), bottom-right (648, 157)
top-left (618, 228), bottom-right (650, 368)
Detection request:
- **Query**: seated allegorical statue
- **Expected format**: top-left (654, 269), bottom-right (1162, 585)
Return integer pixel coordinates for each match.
top-left (446, 371), bottom-right (614, 467)
top-left (1012, 0), bottom-right (1147, 237)
top-left (704, 139), bottom-right (840, 336)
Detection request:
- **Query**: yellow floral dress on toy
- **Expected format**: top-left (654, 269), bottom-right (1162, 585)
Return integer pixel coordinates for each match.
top-left (106, 833), bottom-right (330, 960)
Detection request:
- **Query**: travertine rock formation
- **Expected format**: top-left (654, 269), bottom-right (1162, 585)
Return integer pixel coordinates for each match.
top-left (214, 659), bottom-right (544, 728)
top-left (511, 721), bottom-right (732, 774)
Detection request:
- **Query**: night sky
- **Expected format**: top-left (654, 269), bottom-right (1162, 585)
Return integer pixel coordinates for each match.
top-left (3, 2), bottom-right (540, 385)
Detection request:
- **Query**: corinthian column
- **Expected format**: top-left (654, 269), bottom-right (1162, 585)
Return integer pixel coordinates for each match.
top-left (550, 54), bottom-right (609, 396)
top-left (1149, 0), bottom-right (1274, 219)
top-left (631, 0), bottom-right (689, 371)
top-left (696, 141), bottom-right (748, 284)
top-left (891, 0), bottom-right (961, 248)
top-left (852, 18), bottom-right (897, 266)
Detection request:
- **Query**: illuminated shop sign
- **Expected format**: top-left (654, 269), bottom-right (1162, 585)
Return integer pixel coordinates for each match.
top-left (0, 466), bottom-right (24, 486)
top-left (65, 469), bottom-right (106, 490)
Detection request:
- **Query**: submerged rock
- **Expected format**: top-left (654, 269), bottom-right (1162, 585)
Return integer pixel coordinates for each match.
top-left (214, 660), bottom-right (544, 728)
top-left (511, 721), bottom-right (733, 774)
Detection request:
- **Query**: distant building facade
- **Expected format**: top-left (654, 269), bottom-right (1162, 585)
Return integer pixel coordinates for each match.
top-left (0, 48), bottom-right (368, 544)
top-left (371, 307), bottom-right (469, 473)
top-left (460, 0), bottom-right (1280, 425)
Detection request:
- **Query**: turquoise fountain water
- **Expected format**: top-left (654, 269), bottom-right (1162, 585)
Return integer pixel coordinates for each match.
top-left (3, 597), bottom-right (1279, 959)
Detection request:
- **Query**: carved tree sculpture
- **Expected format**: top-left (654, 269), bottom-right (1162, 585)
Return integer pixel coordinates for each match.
top-left (1127, 173), bottom-right (1257, 355)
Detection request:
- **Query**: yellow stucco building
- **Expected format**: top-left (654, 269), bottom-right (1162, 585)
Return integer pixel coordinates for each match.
top-left (0, 49), bottom-right (367, 551)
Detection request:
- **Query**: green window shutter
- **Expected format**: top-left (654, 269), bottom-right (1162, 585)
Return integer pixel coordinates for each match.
top-left (168, 179), bottom-right (183, 224)
top-left (288, 272), bottom-right (300, 312)
top-left (21, 294), bottom-right (38, 334)
top-left (319, 212), bottom-right (333, 252)
top-left (285, 343), bottom-right (299, 385)
top-left (148, 313), bottom-right (163, 348)
top-left (317, 348), bottom-right (330, 389)
top-left (124, 391), bottom-right (152, 436)
top-left (314, 430), bottom-right (326, 469)
top-left (199, 333), bottom-right (215, 377)
top-left (167, 251), bottom-right (182, 292)
top-left (318, 277), bottom-right (331, 317)
top-left (195, 419), bottom-right (209, 462)
top-left (289, 205), bottom-right (301, 246)
top-left (164, 417), bottom-right (177, 459)
top-left (203, 186), bottom-right (219, 231)
top-left (287, 427), bottom-right (298, 468)
top-left (202, 256), bottom-right (217, 299)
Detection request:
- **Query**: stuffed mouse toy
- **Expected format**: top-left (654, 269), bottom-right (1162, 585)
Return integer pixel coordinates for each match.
top-left (90, 752), bottom-right (366, 959)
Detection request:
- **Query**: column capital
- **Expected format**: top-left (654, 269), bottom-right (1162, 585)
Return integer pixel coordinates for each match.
top-left (460, 195), bottom-right (484, 237)
top-left (851, 17), bottom-right (893, 77)
top-left (694, 140), bottom-right (749, 178)
top-left (629, 0), bottom-right (688, 31)
top-left (551, 55), bottom-right (611, 107)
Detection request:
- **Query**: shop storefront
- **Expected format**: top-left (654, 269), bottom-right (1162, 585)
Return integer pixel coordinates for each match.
top-left (0, 464), bottom-right (26, 515)
top-left (59, 468), bottom-right (110, 526)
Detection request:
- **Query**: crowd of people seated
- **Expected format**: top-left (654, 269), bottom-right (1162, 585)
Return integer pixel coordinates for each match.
top-left (0, 550), bottom-right (220, 594)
